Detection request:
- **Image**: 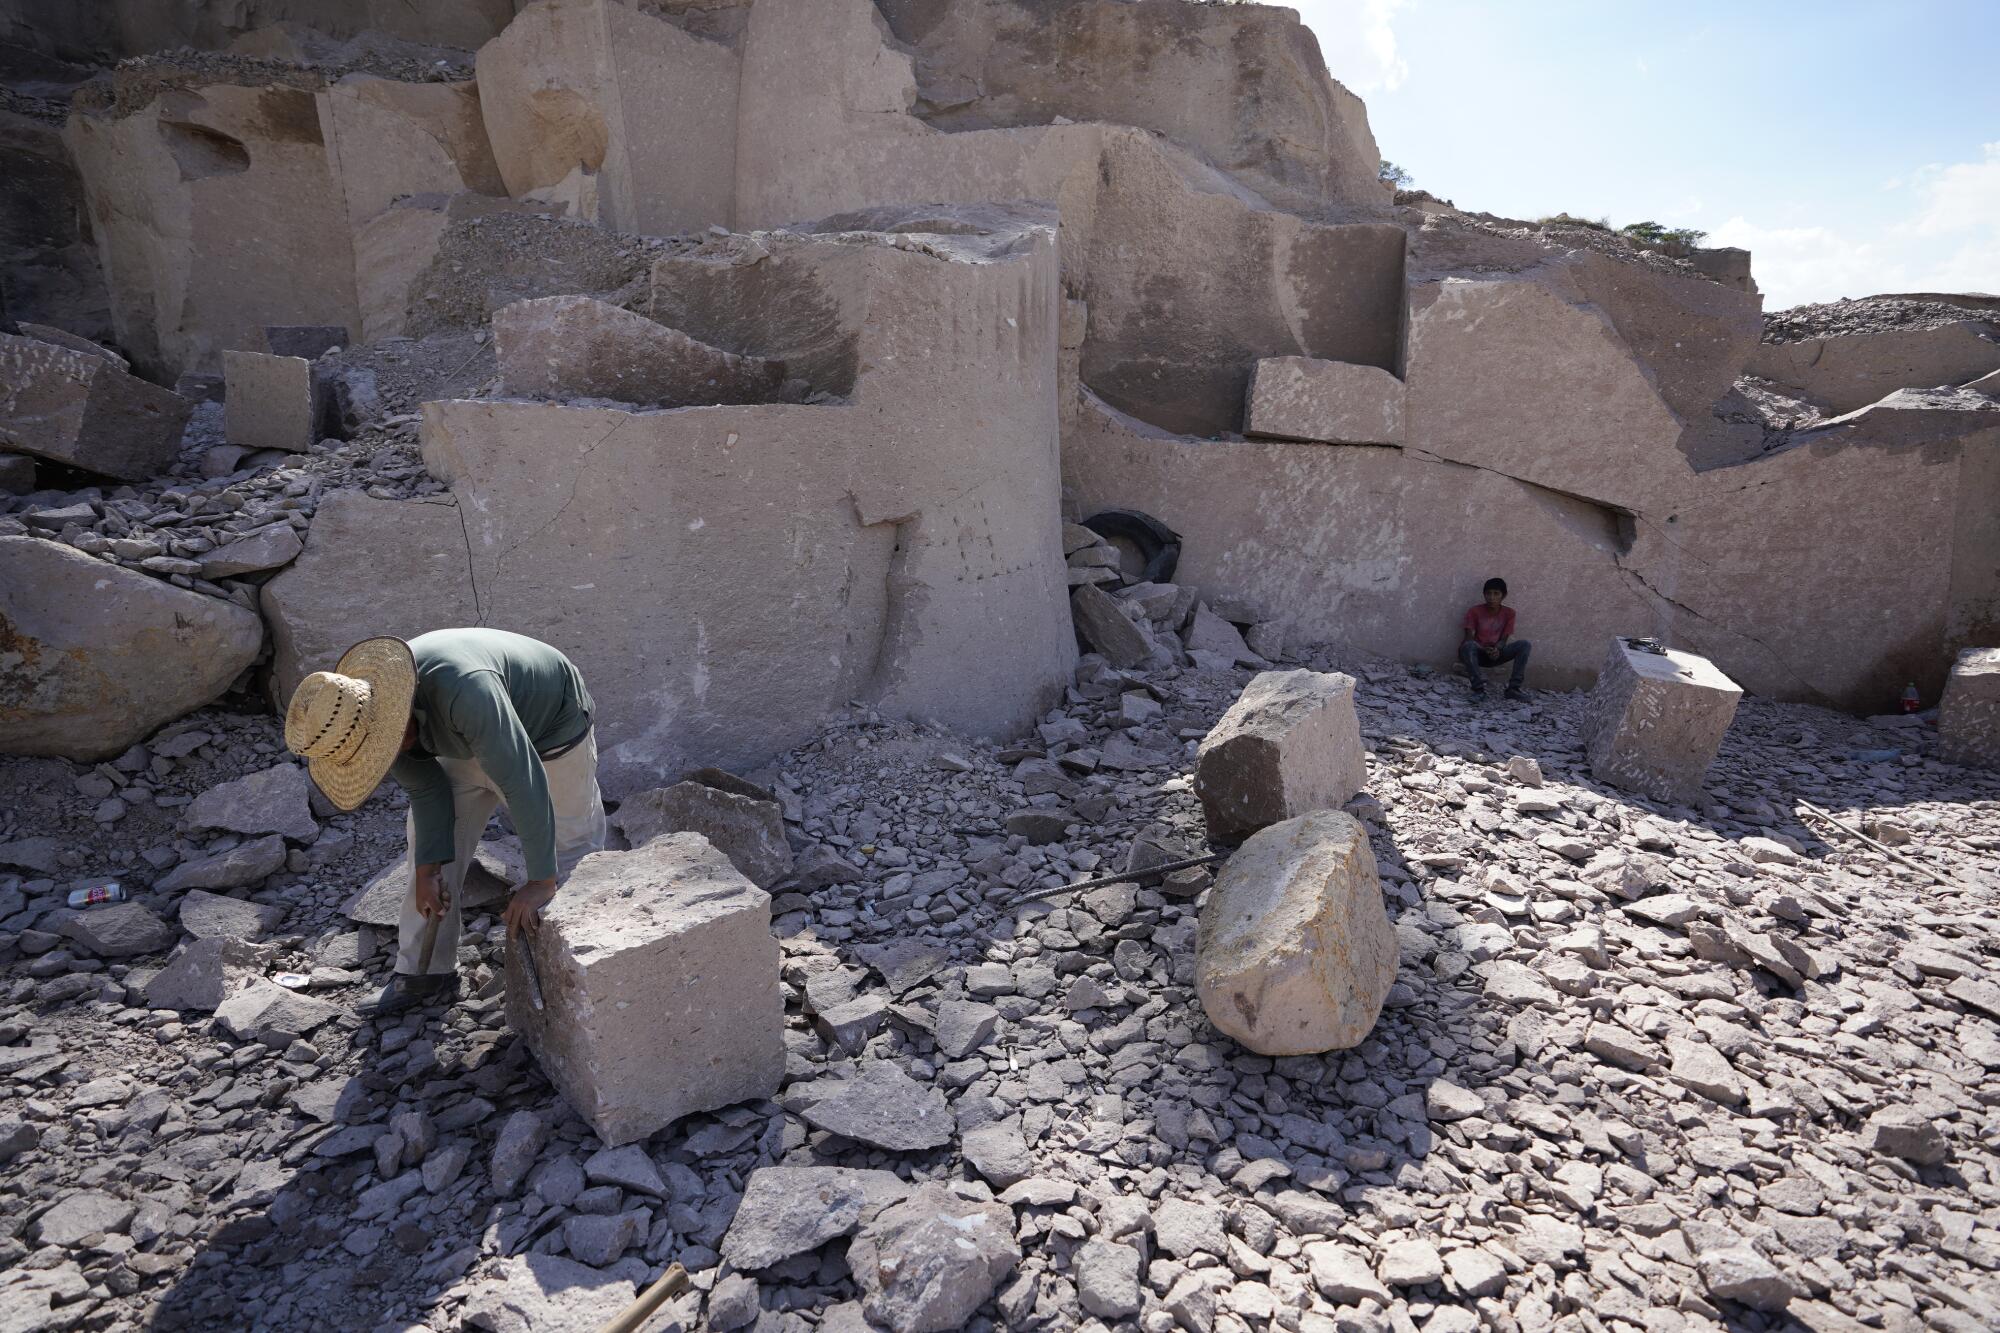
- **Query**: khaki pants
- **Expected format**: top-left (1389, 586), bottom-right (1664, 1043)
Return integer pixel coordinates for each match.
top-left (395, 730), bottom-right (607, 976)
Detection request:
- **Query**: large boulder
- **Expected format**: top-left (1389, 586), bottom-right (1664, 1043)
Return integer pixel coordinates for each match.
top-left (0, 330), bottom-right (191, 480)
top-left (1195, 670), bottom-right (1368, 841)
top-left (1194, 811), bottom-right (1397, 1056)
top-left (0, 536), bottom-right (263, 760)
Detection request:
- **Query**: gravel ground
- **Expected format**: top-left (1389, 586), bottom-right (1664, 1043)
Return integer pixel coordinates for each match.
top-left (3, 637), bottom-right (1997, 1333)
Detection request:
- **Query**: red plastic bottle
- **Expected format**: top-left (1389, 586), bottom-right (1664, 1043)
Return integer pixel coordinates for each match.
top-left (1900, 683), bottom-right (1920, 714)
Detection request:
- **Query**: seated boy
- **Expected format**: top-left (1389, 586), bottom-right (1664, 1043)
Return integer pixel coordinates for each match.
top-left (1460, 577), bottom-right (1531, 700)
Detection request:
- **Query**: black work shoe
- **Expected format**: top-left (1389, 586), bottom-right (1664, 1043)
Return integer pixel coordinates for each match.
top-left (361, 973), bottom-right (458, 1018)
top-left (1468, 684), bottom-right (1487, 700)
top-left (1505, 685), bottom-right (1529, 701)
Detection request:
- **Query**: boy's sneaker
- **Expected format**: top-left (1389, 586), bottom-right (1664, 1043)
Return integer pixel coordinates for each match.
top-left (1505, 685), bottom-right (1529, 701)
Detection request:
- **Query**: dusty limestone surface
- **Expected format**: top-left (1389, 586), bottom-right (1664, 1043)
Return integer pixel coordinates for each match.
top-left (221, 350), bottom-right (316, 453)
top-left (1244, 357), bottom-right (1406, 446)
top-left (1195, 670), bottom-right (1369, 841)
top-left (492, 294), bottom-right (796, 409)
top-left (0, 535), bottom-right (263, 760)
top-left (1937, 648), bottom-right (2000, 771)
top-left (408, 207), bottom-right (1075, 795)
top-left (1195, 810), bottom-right (1398, 1056)
top-left (64, 81), bottom-right (361, 379)
top-left (874, 0), bottom-right (1384, 215)
top-left (258, 490), bottom-right (477, 710)
top-left (1583, 639), bottom-right (1745, 806)
top-left (0, 331), bottom-right (191, 481)
top-left (506, 833), bottom-right (783, 1148)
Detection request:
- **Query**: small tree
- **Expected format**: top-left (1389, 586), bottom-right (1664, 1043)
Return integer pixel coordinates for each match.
top-left (1378, 159), bottom-right (1412, 188)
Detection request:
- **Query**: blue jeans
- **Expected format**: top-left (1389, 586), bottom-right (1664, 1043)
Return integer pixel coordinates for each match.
top-left (1461, 639), bottom-right (1530, 690)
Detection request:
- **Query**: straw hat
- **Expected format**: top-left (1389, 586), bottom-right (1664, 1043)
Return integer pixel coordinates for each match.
top-left (284, 637), bottom-right (417, 811)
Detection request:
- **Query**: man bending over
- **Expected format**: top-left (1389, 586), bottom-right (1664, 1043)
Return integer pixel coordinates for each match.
top-left (284, 628), bottom-right (606, 1017)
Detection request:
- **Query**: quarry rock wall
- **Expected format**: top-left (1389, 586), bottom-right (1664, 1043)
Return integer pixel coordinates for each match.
top-left (5, 0), bottom-right (1999, 769)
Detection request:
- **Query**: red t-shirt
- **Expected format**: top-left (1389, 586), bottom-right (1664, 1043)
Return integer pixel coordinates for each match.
top-left (1463, 604), bottom-right (1515, 649)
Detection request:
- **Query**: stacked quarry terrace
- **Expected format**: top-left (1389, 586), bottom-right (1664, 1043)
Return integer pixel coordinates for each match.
top-left (0, 2), bottom-right (1998, 1332)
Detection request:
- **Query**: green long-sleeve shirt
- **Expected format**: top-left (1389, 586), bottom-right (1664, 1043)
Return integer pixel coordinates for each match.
top-left (388, 628), bottom-right (594, 881)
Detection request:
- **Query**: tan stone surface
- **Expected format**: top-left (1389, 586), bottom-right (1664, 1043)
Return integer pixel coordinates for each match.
top-left (223, 350), bottom-right (316, 452)
top-left (66, 83), bottom-right (360, 378)
top-left (258, 491), bottom-right (477, 710)
top-left (875, 0), bottom-right (1384, 215)
top-left (493, 295), bottom-right (794, 408)
top-left (0, 331), bottom-right (190, 480)
top-left (352, 199), bottom-right (453, 343)
top-left (506, 833), bottom-right (784, 1147)
top-left (1245, 357), bottom-right (1405, 445)
top-left (1196, 670), bottom-right (1368, 841)
top-left (318, 75), bottom-right (502, 241)
top-left (1063, 393), bottom-right (1656, 694)
top-left (420, 208), bottom-right (1072, 795)
top-left (1195, 811), bottom-right (1397, 1056)
top-left (1, 535), bottom-right (263, 760)
top-left (1749, 321), bottom-right (2000, 416)
top-left (1937, 648), bottom-right (2000, 771)
top-left (1581, 638), bottom-right (1742, 805)
top-left (476, 0), bottom-right (739, 235)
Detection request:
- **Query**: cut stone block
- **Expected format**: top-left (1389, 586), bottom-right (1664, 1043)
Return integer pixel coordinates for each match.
top-left (0, 330), bottom-right (191, 480)
top-left (493, 295), bottom-right (795, 408)
top-left (1195, 810), bottom-right (1397, 1055)
top-left (1937, 647), bottom-right (2000, 771)
top-left (223, 350), bottom-right (319, 452)
top-left (1195, 669), bottom-right (1367, 840)
top-left (506, 834), bottom-right (783, 1147)
top-left (1244, 356), bottom-right (1405, 445)
top-left (1581, 638), bottom-right (1742, 804)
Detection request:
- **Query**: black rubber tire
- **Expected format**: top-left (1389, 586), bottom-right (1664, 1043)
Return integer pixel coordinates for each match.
top-left (1082, 508), bottom-right (1182, 585)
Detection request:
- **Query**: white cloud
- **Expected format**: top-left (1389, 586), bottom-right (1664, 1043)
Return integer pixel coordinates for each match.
top-left (1708, 143), bottom-right (2000, 309)
top-left (1293, 0), bottom-right (1409, 95)
top-left (1912, 141), bottom-right (2000, 237)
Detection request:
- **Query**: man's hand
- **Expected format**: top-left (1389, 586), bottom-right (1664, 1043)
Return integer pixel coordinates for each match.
top-left (413, 863), bottom-right (448, 920)
top-left (504, 878), bottom-right (558, 938)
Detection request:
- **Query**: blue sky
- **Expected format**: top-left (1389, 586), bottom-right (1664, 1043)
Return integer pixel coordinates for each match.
top-left (1294, 0), bottom-right (2000, 309)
